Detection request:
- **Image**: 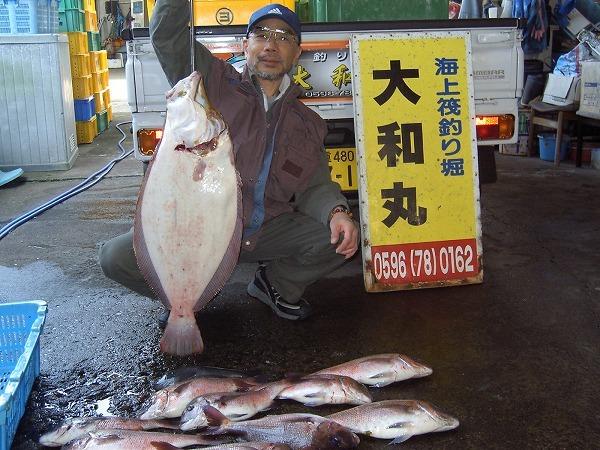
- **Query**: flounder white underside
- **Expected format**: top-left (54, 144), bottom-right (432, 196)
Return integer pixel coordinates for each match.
top-left (139, 130), bottom-right (237, 309)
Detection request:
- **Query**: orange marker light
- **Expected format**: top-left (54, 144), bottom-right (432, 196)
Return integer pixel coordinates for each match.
top-left (138, 129), bottom-right (163, 156)
top-left (475, 115), bottom-right (515, 140)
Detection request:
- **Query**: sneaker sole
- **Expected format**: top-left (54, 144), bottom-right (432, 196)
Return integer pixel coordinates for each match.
top-left (247, 283), bottom-right (301, 321)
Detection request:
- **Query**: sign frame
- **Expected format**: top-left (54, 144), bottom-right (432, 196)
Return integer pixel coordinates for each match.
top-left (351, 31), bottom-right (483, 292)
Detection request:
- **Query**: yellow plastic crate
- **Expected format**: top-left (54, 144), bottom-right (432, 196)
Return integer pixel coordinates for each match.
top-left (90, 71), bottom-right (102, 93)
top-left (70, 53), bottom-right (90, 78)
top-left (102, 87), bottom-right (111, 109)
top-left (89, 50), bottom-right (108, 73)
top-left (83, 0), bottom-right (95, 12)
top-left (66, 31), bottom-right (88, 55)
top-left (107, 104), bottom-right (112, 122)
top-left (84, 10), bottom-right (97, 32)
top-left (98, 50), bottom-right (108, 70)
top-left (89, 50), bottom-right (101, 73)
top-left (76, 115), bottom-right (98, 144)
top-left (191, 0), bottom-right (295, 26)
top-left (100, 69), bottom-right (109, 89)
top-left (72, 75), bottom-right (92, 99)
top-left (93, 91), bottom-right (105, 113)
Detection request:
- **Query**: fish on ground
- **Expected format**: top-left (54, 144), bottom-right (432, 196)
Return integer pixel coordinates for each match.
top-left (154, 366), bottom-right (250, 389)
top-left (134, 71), bottom-right (242, 356)
top-left (327, 399), bottom-right (459, 444)
top-left (152, 442), bottom-right (292, 450)
top-left (38, 416), bottom-right (179, 447)
top-left (140, 376), bottom-right (260, 420)
top-left (181, 380), bottom-right (293, 430)
top-left (200, 406), bottom-right (360, 450)
top-left (276, 374), bottom-right (372, 407)
top-left (311, 354), bottom-right (432, 387)
top-left (61, 429), bottom-right (228, 449)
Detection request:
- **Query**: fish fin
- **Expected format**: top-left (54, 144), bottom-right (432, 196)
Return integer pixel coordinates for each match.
top-left (388, 421), bottom-right (409, 430)
top-left (150, 442), bottom-right (180, 450)
top-left (160, 314), bottom-right (204, 356)
top-left (154, 366), bottom-right (248, 389)
top-left (302, 399), bottom-right (324, 407)
top-left (91, 434), bottom-right (124, 443)
top-left (203, 404), bottom-right (230, 427)
top-left (369, 372), bottom-right (393, 387)
top-left (172, 379), bottom-right (194, 394)
top-left (152, 419), bottom-right (182, 430)
top-left (389, 435), bottom-right (412, 445)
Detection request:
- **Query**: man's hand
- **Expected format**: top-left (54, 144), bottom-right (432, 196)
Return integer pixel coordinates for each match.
top-left (330, 212), bottom-right (359, 259)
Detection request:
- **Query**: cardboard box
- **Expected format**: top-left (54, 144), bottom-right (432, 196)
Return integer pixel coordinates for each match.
top-left (578, 61), bottom-right (600, 119)
top-left (499, 135), bottom-right (528, 156)
top-left (542, 73), bottom-right (581, 107)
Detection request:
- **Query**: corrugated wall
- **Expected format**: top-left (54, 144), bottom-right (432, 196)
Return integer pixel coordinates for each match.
top-left (0, 35), bottom-right (78, 171)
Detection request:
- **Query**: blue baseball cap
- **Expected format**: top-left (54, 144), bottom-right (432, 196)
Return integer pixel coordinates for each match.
top-left (247, 3), bottom-right (301, 43)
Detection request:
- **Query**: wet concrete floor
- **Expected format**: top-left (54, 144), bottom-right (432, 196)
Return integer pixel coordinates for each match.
top-left (1, 112), bottom-right (599, 449)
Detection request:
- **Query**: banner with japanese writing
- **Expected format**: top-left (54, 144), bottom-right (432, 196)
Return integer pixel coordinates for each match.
top-left (352, 31), bottom-right (483, 292)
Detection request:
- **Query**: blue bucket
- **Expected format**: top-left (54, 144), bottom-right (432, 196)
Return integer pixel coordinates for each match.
top-left (538, 133), bottom-right (570, 162)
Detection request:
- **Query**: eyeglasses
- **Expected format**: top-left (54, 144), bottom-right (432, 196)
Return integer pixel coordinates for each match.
top-left (249, 26), bottom-right (298, 46)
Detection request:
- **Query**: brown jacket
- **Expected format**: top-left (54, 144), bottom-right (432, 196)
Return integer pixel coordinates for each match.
top-left (150, 0), bottom-right (348, 249)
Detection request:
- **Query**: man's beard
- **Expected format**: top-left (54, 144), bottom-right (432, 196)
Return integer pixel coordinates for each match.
top-left (254, 70), bottom-right (286, 81)
top-left (248, 60), bottom-right (288, 81)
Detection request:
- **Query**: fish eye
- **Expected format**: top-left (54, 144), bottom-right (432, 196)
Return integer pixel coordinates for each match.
top-left (329, 435), bottom-right (341, 446)
top-left (186, 404), bottom-right (195, 411)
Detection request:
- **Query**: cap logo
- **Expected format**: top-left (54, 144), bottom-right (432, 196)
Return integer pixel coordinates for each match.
top-left (267, 7), bottom-right (282, 15)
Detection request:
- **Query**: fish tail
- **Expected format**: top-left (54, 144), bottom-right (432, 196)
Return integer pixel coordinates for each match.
top-left (160, 313), bottom-right (204, 355)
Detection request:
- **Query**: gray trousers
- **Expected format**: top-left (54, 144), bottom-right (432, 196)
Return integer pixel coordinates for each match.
top-left (98, 212), bottom-right (348, 302)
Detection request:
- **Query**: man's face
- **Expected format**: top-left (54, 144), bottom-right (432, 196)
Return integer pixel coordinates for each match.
top-left (244, 18), bottom-right (302, 82)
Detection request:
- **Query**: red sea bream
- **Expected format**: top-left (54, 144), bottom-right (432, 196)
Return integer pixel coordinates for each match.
top-left (134, 71), bottom-right (242, 355)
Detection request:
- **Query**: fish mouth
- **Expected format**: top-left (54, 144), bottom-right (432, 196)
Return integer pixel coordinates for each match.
top-left (399, 355), bottom-right (433, 377)
top-left (140, 392), bottom-right (168, 419)
top-left (38, 435), bottom-right (61, 447)
top-left (419, 402), bottom-right (460, 431)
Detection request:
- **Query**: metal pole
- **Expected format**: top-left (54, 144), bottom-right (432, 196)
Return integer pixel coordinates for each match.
top-left (189, 0), bottom-right (195, 71)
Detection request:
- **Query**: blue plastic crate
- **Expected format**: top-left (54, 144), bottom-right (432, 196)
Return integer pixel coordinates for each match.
top-left (0, 301), bottom-right (47, 450)
top-left (74, 96), bottom-right (95, 121)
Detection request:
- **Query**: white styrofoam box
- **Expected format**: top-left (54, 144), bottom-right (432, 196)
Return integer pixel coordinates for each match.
top-left (0, 34), bottom-right (78, 171)
top-left (107, 53), bottom-right (124, 68)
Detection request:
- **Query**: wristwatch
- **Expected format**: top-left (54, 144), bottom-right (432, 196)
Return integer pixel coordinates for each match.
top-left (328, 205), bottom-right (353, 223)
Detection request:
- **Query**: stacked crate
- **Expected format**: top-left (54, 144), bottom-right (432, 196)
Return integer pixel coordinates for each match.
top-left (83, 0), bottom-right (111, 136)
top-left (61, 0), bottom-right (110, 144)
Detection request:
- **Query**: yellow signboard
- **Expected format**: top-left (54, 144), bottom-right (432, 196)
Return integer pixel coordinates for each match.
top-left (352, 32), bottom-right (483, 291)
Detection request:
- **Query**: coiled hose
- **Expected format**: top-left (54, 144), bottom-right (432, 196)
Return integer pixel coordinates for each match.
top-left (0, 121), bottom-right (134, 241)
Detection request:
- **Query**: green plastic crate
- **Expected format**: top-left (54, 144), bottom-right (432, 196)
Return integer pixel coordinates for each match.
top-left (96, 110), bottom-right (109, 134)
top-left (58, 8), bottom-right (84, 32)
top-left (87, 31), bottom-right (101, 51)
top-left (58, 0), bottom-right (83, 13)
top-left (296, 0), bottom-right (448, 22)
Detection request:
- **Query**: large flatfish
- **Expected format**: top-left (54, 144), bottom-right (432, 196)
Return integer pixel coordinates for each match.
top-left (134, 71), bottom-right (242, 355)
